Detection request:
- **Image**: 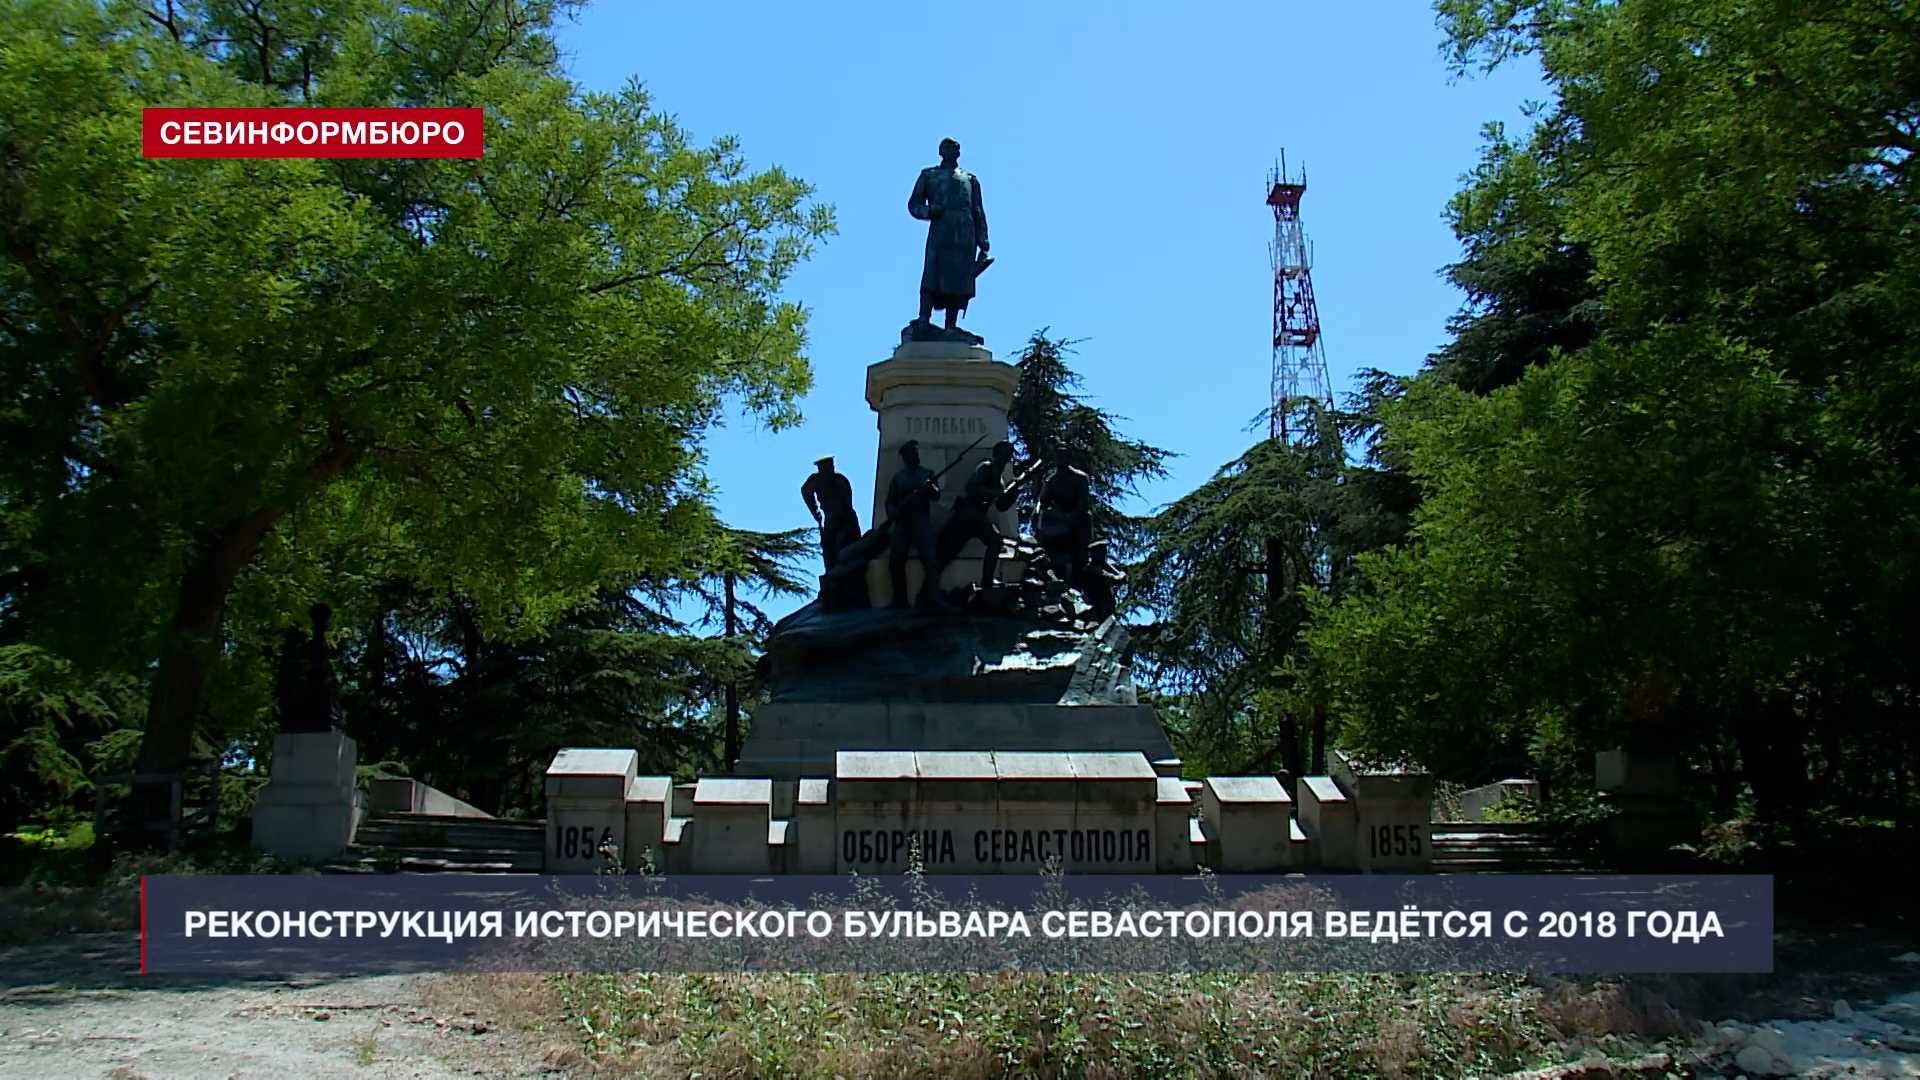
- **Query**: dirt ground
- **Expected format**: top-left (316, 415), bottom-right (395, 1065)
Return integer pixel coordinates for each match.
top-left (0, 933), bottom-right (571, 1080)
top-left (4, 918), bottom-right (1917, 1079)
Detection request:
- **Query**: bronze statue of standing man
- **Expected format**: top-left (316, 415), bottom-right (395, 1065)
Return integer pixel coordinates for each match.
top-left (907, 137), bottom-right (990, 344)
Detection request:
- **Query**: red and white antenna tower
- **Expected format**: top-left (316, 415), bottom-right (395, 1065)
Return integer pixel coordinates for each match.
top-left (1267, 152), bottom-right (1332, 441)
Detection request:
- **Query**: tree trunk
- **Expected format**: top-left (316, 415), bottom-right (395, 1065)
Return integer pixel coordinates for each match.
top-left (723, 573), bottom-right (741, 768)
top-left (128, 510), bottom-right (284, 838)
top-left (136, 512), bottom-right (284, 775)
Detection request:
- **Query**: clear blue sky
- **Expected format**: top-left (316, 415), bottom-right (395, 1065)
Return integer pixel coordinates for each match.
top-left (553, 1), bottom-right (1544, 608)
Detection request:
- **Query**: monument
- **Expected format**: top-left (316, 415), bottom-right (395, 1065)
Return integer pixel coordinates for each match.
top-left (541, 140), bottom-right (1434, 875)
top-left (252, 604), bottom-right (363, 862)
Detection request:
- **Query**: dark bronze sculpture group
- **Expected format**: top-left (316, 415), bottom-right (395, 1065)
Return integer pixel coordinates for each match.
top-left (808, 436), bottom-right (1115, 621)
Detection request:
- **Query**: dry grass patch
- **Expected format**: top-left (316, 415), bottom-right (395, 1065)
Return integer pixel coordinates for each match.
top-left (447, 970), bottom-right (1606, 1080)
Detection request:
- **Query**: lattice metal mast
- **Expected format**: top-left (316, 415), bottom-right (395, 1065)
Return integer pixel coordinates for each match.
top-left (1267, 153), bottom-right (1333, 441)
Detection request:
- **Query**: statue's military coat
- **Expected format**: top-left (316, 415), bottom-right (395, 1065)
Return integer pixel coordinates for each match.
top-left (908, 165), bottom-right (987, 308)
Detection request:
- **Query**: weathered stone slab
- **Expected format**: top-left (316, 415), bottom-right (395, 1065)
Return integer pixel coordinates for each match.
top-left (1070, 752), bottom-right (1157, 805)
top-left (252, 730), bottom-right (361, 863)
top-left (916, 750), bottom-right (998, 805)
top-left (622, 775), bottom-right (672, 873)
top-left (269, 731), bottom-right (358, 789)
top-left (689, 778), bottom-right (774, 874)
top-left (1154, 775), bottom-right (1196, 873)
top-left (1333, 752), bottom-right (1433, 871)
top-left (793, 778), bottom-right (835, 873)
top-left (1200, 776), bottom-right (1293, 871)
top-left (835, 750), bottom-right (919, 804)
top-left (1297, 774), bottom-right (1356, 871)
top-left (544, 748), bottom-right (639, 801)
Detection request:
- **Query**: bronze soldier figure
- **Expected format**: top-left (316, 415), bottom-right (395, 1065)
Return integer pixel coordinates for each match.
top-left (800, 456), bottom-right (861, 571)
top-left (907, 137), bottom-right (990, 342)
top-left (935, 440), bottom-right (1041, 590)
top-left (884, 440), bottom-right (942, 608)
top-left (1037, 463), bottom-right (1094, 590)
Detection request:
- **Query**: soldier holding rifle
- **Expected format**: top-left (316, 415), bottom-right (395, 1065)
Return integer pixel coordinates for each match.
top-left (936, 440), bottom-right (1043, 590)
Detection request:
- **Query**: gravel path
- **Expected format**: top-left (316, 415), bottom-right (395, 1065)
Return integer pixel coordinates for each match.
top-left (0, 934), bottom-right (564, 1080)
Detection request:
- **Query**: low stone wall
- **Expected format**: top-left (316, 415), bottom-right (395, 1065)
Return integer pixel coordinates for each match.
top-left (543, 746), bottom-right (1435, 875)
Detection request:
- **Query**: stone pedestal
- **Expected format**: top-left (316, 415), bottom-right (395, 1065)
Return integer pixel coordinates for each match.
top-left (863, 341), bottom-right (1022, 606)
top-left (1298, 775), bottom-right (1357, 870)
top-left (738, 700), bottom-right (1174, 781)
top-left (252, 731), bottom-right (361, 863)
top-left (689, 778), bottom-right (777, 873)
top-left (622, 775), bottom-right (672, 873)
top-left (1595, 749), bottom-right (1695, 867)
top-left (544, 748), bottom-right (636, 872)
top-left (1199, 776), bottom-right (1294, 871)
top-left (1154, 777), bottom-right (1196, 873)
top-left (1333, 752), bottom-right (1435, 871)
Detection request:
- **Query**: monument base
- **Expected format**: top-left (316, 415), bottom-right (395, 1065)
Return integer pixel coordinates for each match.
top-left (251, 731), bottom-right (361, 863)
top-left (736, 700), bottom-right (1176, 780)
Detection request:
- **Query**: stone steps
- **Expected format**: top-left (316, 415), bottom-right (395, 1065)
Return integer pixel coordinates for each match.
top-left (1430, 823), bottom-right (1587, 873)
top-left (322, 811), bottom-right (544, 874)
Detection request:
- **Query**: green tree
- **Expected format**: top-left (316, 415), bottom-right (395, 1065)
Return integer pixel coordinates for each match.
top-left (0, 0), bottom-right (832, 793)
top-left (1311, 0), bottom-right (1920, 822)
top-left (685, 526), bottom-right (811, 767)
top-left (1132, 404), bottom-right (1347, 778)
top-left (1007, 331), bottom-right (1171, 561)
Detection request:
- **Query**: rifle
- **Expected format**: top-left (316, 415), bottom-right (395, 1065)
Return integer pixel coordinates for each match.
top-left (885, 434), bottom-right (987, 524)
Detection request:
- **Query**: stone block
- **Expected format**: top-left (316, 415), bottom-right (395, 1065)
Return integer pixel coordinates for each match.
top-left (251, 732), bottom-right (360, 864)
top-left (916, 750), bottom-right (999, 806)
top-left (793, 778), bottom-right (835, 873)
top-left (835, 750), bottom-right (918, 805)
top-left (544, 748), bottom-right (639, 802)
top-left (269, 732), bottom-right (357, 789)
top-left (1155, 775), bottom-right (1196, 874)
top-left (1070, 752), bottom-right (1157, 806)
top-left (671, 782), bottom-right (696, 817)
top-left (1595, 750), bottom-right (1680, 795)
top-left (1297, 775), bottom-right (1357, 870)
top-left (548, 798), bottom-right (623, 873)
top-left (1151, 758), bottom-right (1184, 778)
top-left (622, 775), bottom-right (672, 872)
top-left (993, 751), bottom-right (1078, 804)
top-left (690, 778), bottom-right (774, 873)
top-left (769, 819), bottom-right (792, 874)
top-left (1333, 752), bottom-right (1434, 871)
top-left (661, 817), bottom-right (692, 874)
top-left (252, 785), bottom-right (359, 863)
top-left (1200, 776), bottom-right (1294, 871)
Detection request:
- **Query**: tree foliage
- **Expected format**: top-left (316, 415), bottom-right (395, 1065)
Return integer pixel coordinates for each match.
top-left (0, 0), bottom-right (832, 791)
top-left (1007, 331), bottom-right (1171, 560)
top-left (1308, 0), bottom-right (1920, 819)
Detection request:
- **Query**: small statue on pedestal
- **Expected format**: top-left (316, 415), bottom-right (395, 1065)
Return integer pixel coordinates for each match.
top-left (273, 603), bottom-right (344, 734)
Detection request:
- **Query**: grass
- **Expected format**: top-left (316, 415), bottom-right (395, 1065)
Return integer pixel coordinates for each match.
top-left (0, 832), bottom-right (305, 946)
top-left (452, 970), bottom-right (1691, 1080)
